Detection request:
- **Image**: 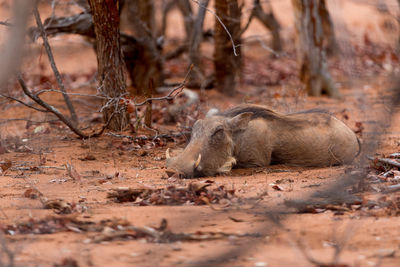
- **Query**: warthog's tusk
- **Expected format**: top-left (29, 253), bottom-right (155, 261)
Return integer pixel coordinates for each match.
top-left (166, 148), bottom-right (171, 159)
top-left (194, 154), bottom-right (202, 169)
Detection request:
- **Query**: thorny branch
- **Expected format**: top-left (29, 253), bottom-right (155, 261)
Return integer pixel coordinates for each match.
top-left (33, 5), bottom-right (79, 125)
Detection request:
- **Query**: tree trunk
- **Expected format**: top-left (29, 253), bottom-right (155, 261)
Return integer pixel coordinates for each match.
top-left (88, 0), bottom-right (129, 131)
top-left (292, 0), bottom-right (339, 98)
top-left (214, 0), bottom-right (241, 96)
top-left (125, 0), bottom-right (163, 96)
top-left (188, 0), bottom-right (210, 87)
top-left (319, 0), bottom-right (337, 55)
top-left (126, 0), bottom-right (156, 36)
top-left (176, 0), bottom-right (194, 40)
top-left (397, 0), bottom-right (400, 51)
top-left (252, 0), bottom-right (282, 52)
top-left (160, 0), bottom-right (175, 37)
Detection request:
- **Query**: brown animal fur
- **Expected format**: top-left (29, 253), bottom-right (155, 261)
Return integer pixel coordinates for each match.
top-left (166, 104), bottom-right (360, 178)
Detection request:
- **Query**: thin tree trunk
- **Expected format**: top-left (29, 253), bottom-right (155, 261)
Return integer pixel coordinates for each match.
top-left (292, 0), bottom-right (339, 98)
top-left (88, 0), bottom-right (129, 131)
top-left (214, 0), bottom-right (241, 96)
top-left (176, 0), bottom-right (194, 40)
top-left (160, 0), bottom-right (175, 37)
top-left (397, 0), bottom-right (400, 50)
top-left (127, 0), bottom-right (156, 36)
top-left (144, 79), bottom-right (153, 128)
top-left (188, 0), bottom-right (210, 86)
top-left (319, 0), bottom-right (337, 55)
top-left (252, 0), bottom-right (282, 52)
top-left (125, 0), bottom-right (163, 96)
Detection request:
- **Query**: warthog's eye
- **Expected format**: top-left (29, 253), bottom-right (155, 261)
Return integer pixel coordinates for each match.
top-left (211, 126), bottom-right (224, 140)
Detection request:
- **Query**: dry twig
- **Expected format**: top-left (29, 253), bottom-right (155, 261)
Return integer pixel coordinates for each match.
top-left (0, 21), bottom-right (13, 27)
top-left (17, 74), bottom-right (111, 139)
top-left (368, 156), bottom-right (400, 169)
top-left (33, 5), bottom-right (79, 125)
top-left (134, 64), bottom-right (193, 106)
top-left (0, 93), bottom-right (48, 112)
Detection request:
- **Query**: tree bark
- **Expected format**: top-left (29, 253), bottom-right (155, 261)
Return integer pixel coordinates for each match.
top-left (292, 0), bottom-right (339, 98)
top-left (88, 0), bottom-right (129, 131)
top-left (214, 0), bottom-right (241, 96)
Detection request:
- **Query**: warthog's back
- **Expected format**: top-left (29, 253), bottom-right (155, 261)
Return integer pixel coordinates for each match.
top-left (221, 104), bottom-right (360, 167)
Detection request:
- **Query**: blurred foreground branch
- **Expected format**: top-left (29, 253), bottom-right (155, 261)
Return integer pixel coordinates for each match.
top-left (0, 1), bottom-right (31, 92)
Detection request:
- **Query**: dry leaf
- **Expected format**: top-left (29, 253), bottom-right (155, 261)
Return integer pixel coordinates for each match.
top-left (23, 188), bottom-right (42, 199)
top-left (0, 160), bottom-right (12, 172)
top-left (42, 199), bottom-right (73, 214)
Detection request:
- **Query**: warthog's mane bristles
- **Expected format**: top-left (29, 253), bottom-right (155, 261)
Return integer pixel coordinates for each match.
top-left (219, 104), bottom-right (332, 127)
top-left (220, 104), bottom-right (284, 121)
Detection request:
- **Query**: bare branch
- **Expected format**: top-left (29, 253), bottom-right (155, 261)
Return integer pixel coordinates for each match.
top-left (17, 74), bottom-right (85, 137)
top-left (33, 5), bottom-right (79, 125)
top-left (191, 0), bottom-right (239, 56)
top-left (16, 74), bottom-right (109, 139)
top-left (0, 21), bottom-right (12, 27)
top-left (240, 35), bottom-right (282, 57)
top-left (35, 88), bottom-right (107, 99)
top-left (164, 44), bottom-right (189, 60)
top-left (238, 12), bottom-right (254, 37)
top-left (251, 0), bottom-right (282, 51)
top-left (0, 93), bottom-right (48, 112)
top-left (135, 64), bottom-right (193, 106)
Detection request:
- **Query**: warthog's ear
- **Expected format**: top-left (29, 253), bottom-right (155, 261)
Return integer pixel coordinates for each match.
top-left (227, 112), bottom-right (253, 131)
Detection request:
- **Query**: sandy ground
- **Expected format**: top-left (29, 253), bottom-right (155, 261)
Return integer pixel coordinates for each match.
top-left (1, 1), bottom-right (400, 267)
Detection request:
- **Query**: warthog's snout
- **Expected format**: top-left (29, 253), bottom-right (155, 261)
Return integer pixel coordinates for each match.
top-left (165, 148), bottom-right (202, 178)
top-left (165, 112), bottom-right (253, 178)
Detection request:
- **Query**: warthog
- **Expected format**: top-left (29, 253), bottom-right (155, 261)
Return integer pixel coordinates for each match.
top-left (166, 104), bottom-right (360, 178)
